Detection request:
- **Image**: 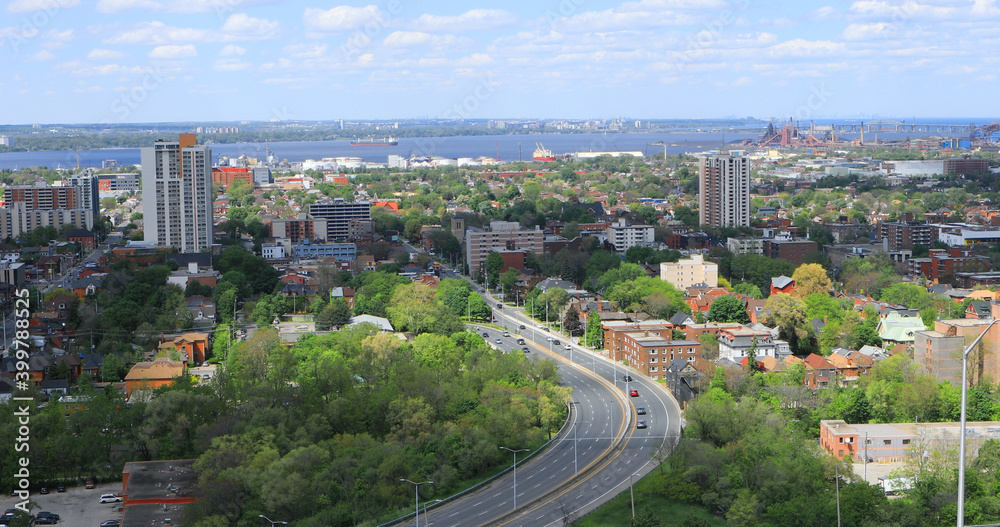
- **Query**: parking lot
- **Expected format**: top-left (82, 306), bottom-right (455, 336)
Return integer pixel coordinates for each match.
top-left (1, 482), bottom-right (124, 527)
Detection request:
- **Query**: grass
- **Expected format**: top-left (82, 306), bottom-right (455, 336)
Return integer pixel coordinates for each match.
top-left (572, 471), bottom-right (726, 527)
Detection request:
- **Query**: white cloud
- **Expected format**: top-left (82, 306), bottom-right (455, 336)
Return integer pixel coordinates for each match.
top-left (284, 43), bottom-right (326, 58)
top-left (7, 0), bottom-right (78, 13)
top-left (220, 13), bottom-right (279, 37)
top-left (88, 48), bottom-right (124, 60)
top-left (304, 5), bottom-right (382, 32)
top-left (382, 31), bottom-right (471, 49)
top-left (219, 44), bottom-right (245, 56)
top-left (810, 6), bottom-right (839, 20)
top-left (768, 39), bottom-right (844, 57)
top-left (213, 59), bottom-right (252, 72)
top-left (56, 60), bottom-right (142, 76)
top-left (551, 0), bottom-right (729, 33)
top-left (103, 21), bottom-right (208, 45)
top-left (96, 0), bottom-right (279, 14)
top-left (28, 49), bottom-right (55, 61)
top-left (149, 44), bottom-right (197, 59)
top-left (413, 9), bottom-right (517, 32)
top-left (842, 22), bottom-right (891, 40)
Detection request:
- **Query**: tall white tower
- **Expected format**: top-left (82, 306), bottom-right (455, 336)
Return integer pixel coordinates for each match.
top-left (141, 134), bottom-right (213, 253)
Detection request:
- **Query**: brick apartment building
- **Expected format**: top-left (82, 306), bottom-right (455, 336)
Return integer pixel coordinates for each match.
top-left (909, 247), bottom-right (991, 283)
top-left (762, 238), bottom-right (819, 266)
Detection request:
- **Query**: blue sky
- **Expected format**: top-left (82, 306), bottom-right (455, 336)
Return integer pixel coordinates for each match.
top-left (1, 0), bottom-right (998, 124)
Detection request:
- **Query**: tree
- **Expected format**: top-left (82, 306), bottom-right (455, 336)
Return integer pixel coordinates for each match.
top-left (368, 240), bottom-right (392, 261)
top-left (732, 282), bottom-right (762, 299)
top-left (763, 293), bottom-right (815, 355)
top-left (316, 298), bottom-right (351, 330)
top-left (706, 296), bottom-right (750, 324)
top-left (468, 291), bottom-right (492, 320)
top-left (563, 306), bottom-right (582, 336)
top-left (99, 354), bottom-right (127, 382)
top-left (586, 311), bottom-right (603, 348)
top-left (484, 251), bottom-right (504, 287)
top-left (791, 263), bottom-right (832, 298)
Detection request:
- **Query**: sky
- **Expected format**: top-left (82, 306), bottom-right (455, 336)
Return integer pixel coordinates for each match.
top-left (2, 0), bottom-right (1000, 124)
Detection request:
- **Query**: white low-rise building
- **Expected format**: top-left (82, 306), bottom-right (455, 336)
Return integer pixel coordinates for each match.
top-left (660, 254), bottom-right (718, 289)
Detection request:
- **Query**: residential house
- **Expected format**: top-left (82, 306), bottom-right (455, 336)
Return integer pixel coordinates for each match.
top-left (877, 311), bottom-right (926, 349)
top-left (683, 321), bottom-right (743, 342)
top-left (161, 333), bottom-right (209, 364)
top-left (966, 301), bottom-right (992, 320)
top-left (664, 356), bottom-right (710, 409)
top-left (330, 287), bottom-right (357, 310)
top-left (124, 357), bottom-right (185, 398)
top-left (717, 326), bottom-right (780, 360)
top-left (770, 275), bottom-right (795, 296)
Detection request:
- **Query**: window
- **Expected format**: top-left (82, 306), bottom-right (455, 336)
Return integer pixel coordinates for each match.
top-left (839, 437), bottom-right (844, 444)
top-left (902, 439), bottom-right (910, 445)
top-left (883, 439), bottom-right (891, 445)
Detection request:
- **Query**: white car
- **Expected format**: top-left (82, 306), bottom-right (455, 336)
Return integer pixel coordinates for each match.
top-left (565, 344), bottom-right (572, 350)
top-left (99, 494), bottom-right (122, 503)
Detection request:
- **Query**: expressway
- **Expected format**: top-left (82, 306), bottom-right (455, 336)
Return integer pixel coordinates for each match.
top-left (394, 284), bottom-right (683, 527)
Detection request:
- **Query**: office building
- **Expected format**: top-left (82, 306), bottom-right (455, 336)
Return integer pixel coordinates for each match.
top-left (660, 254), bottom-right (718, 289)
top-left (141, 134), bottom-right (213, 253)
top-left (606, 219), bottom-right (655, 253)
top-left (308, 198), bottom-right (371, 241)
top-left (465, 220), bottom-right (544, 275)
top-left (698, 153), bottom-right (750, 227)
top-left (253, 167), bottom-right (273, 185)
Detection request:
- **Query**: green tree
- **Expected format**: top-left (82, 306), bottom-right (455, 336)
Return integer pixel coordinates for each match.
top-left (732, 281), bottom-right (763, 299)
top-left (468, 291), bottom-right (492, 320)
top-left (99, 354), bottom-right (127, 382)
top-left (706, 295), bottom-right (750, 324)
top-left (484, 251), bottom-right (504, 287)
top-left (316, 298), bottom-right (351, 330)
top-left (586, 311), bottom-right (603, 348)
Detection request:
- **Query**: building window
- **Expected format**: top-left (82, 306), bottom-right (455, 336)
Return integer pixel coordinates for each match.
top-left (902, 439), bottom-right (910, 445)
top-left (883, 439), bottom-right (891, 445)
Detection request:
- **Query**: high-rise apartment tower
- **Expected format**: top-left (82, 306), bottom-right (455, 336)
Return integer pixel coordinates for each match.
top-left (698, 153), bottom-right (750, 228)
top-left (141, 134), bottom-right (213, 253)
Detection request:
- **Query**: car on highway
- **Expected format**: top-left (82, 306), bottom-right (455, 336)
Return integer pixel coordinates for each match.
top-left (503, 331), bottom-right (510, 337)
top-left (636, 420), bottom-right (647, 429)
top-left (521, 347), bottom-right (530, 353)
top-left (516, 338), bottom-right (525, 345)
top-left (495, 339), bottom-right (502, 344)
top-left (552, 340), bottom-right (561, 345)
top-left (623, 375), bottom-right (633, 382)
top-left (99, 493), bottom-right (122, 503)
top-left (629, 389), bottom-right (639, 397)
top-left (564, 344), bottom-right (571, 350)
top-left (546, 336), bottom-right (553, 341)
top-left (482, 332), bottom-right (490, 338)
top-left (636, 407), bottom-right (646, 415)
top-left (496, 303), bottom-right (503, 309)
top-left (519, 325), bottom-right (526, 330)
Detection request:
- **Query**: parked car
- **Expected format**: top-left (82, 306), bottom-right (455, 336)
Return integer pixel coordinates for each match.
top-left (636, 407), bottom-right (646, 415)
top-left (636, 420), bottom-right (647, 429)
top-left (99, 494), bottom-right (122, 503)
top-left (56, 485), bottom-right (65, 492)
top-left (39, 487), bottom-right (48, 494)
top-left (100, 520), bottom-right (121, 527)
top-left (202, 374), bottom-right (210, 380)
top-left (85, 477), bottom-right (95, 489)
top-left (629, 389), bottom-right (639, 397)
top-left (35, 516), bottom-right (58, 524)
top-left (36, 512), bottom-right (60, 521)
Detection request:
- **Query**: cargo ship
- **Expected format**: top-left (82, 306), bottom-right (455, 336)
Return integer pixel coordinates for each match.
top-left (532, 143), bottom-right (555, 161)
top-left (350, 137), bottom-right (398, 146)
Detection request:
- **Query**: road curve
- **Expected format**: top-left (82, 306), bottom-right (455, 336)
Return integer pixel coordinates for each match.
top-left (393, 284), bottom-right (683, 527)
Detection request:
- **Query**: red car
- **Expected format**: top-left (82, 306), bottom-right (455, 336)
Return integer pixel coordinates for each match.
top-left (629, 389), bottom-right (638, 397)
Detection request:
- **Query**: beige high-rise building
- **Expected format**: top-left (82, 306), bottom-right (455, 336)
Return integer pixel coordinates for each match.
top-left (660, 254), bottom-right (718, 289)
top-left (142, 134), bottom-right (213, 253)
top-left (698, 153), bottom-right (750, 227)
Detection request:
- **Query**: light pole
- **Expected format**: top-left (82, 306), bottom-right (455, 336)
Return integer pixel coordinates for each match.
top-left (569, 402), bottom-right (588, 475)
top-left (499, 446), bottom-right (529, 511)
top-left (835, 463), bottom-right (848, 527)
top-left (258, 515), bottom-right (287, 526)
top-left (400, 478), bottom-right (433, 527)
top-left (958, 318), bottom-right (1000, 526)
top-left (629, 472), bottom-right (642, 518)
top-left (421, 499), bottom-right (443, 524)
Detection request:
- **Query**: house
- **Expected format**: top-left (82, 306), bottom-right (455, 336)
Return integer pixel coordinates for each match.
top-left (160, 333), bottom-right (209, 364)
top-left (717, 326), bottom-right (781, 361)
top-left (664, 356), bottom-right (709, 409)
top-left (802, 353), bottom-right (837, 389)
top-left (67, 228), bottom-right (96, 250)
top-left (877, 311), bottom-right (926, 348)
top-left (770, 275), bottom-right (795, 296)
top-left (330, 287), bottom-right (356, 310)
top-left (69, 274), bottom-right (104, 299)
top-left (185, 296), bottom-right (217, 324)
top-left (39, 378), bottom-right (69, 396)
top-left (123, 358), bottom-right (185, 398)
top-left (966, 301), bottom-right (992, 320)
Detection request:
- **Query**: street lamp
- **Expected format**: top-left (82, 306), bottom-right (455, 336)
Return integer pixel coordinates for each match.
top-left (629, 472), bottom-right (642, 518)
top-left (958, 318), bottom-right (1000, 527)
top-left (400, 479), bottom-right (433, 527)
top-left (258, 515), bottom-right (287, 526)
top-left (835, 463), bottom-right (848, 527)
top-left (569, 402), bottom-right (589, 475)
top-left (499, 446), bottom-right (529, 511)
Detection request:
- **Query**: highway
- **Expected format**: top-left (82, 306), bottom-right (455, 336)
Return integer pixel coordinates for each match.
top-left (394, 280), bottom-right (683, 527)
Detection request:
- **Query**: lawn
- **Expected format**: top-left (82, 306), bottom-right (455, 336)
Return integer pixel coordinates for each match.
top-left (572, 472), bottom-right (726, 527)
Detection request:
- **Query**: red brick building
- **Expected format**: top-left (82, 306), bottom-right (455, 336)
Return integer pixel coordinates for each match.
top-left (763, 239), bottom-right (818, 266)
top-left (211, 167), bottom-right (253, 188)
top-left (909, 247), bottom-right (991, 283)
